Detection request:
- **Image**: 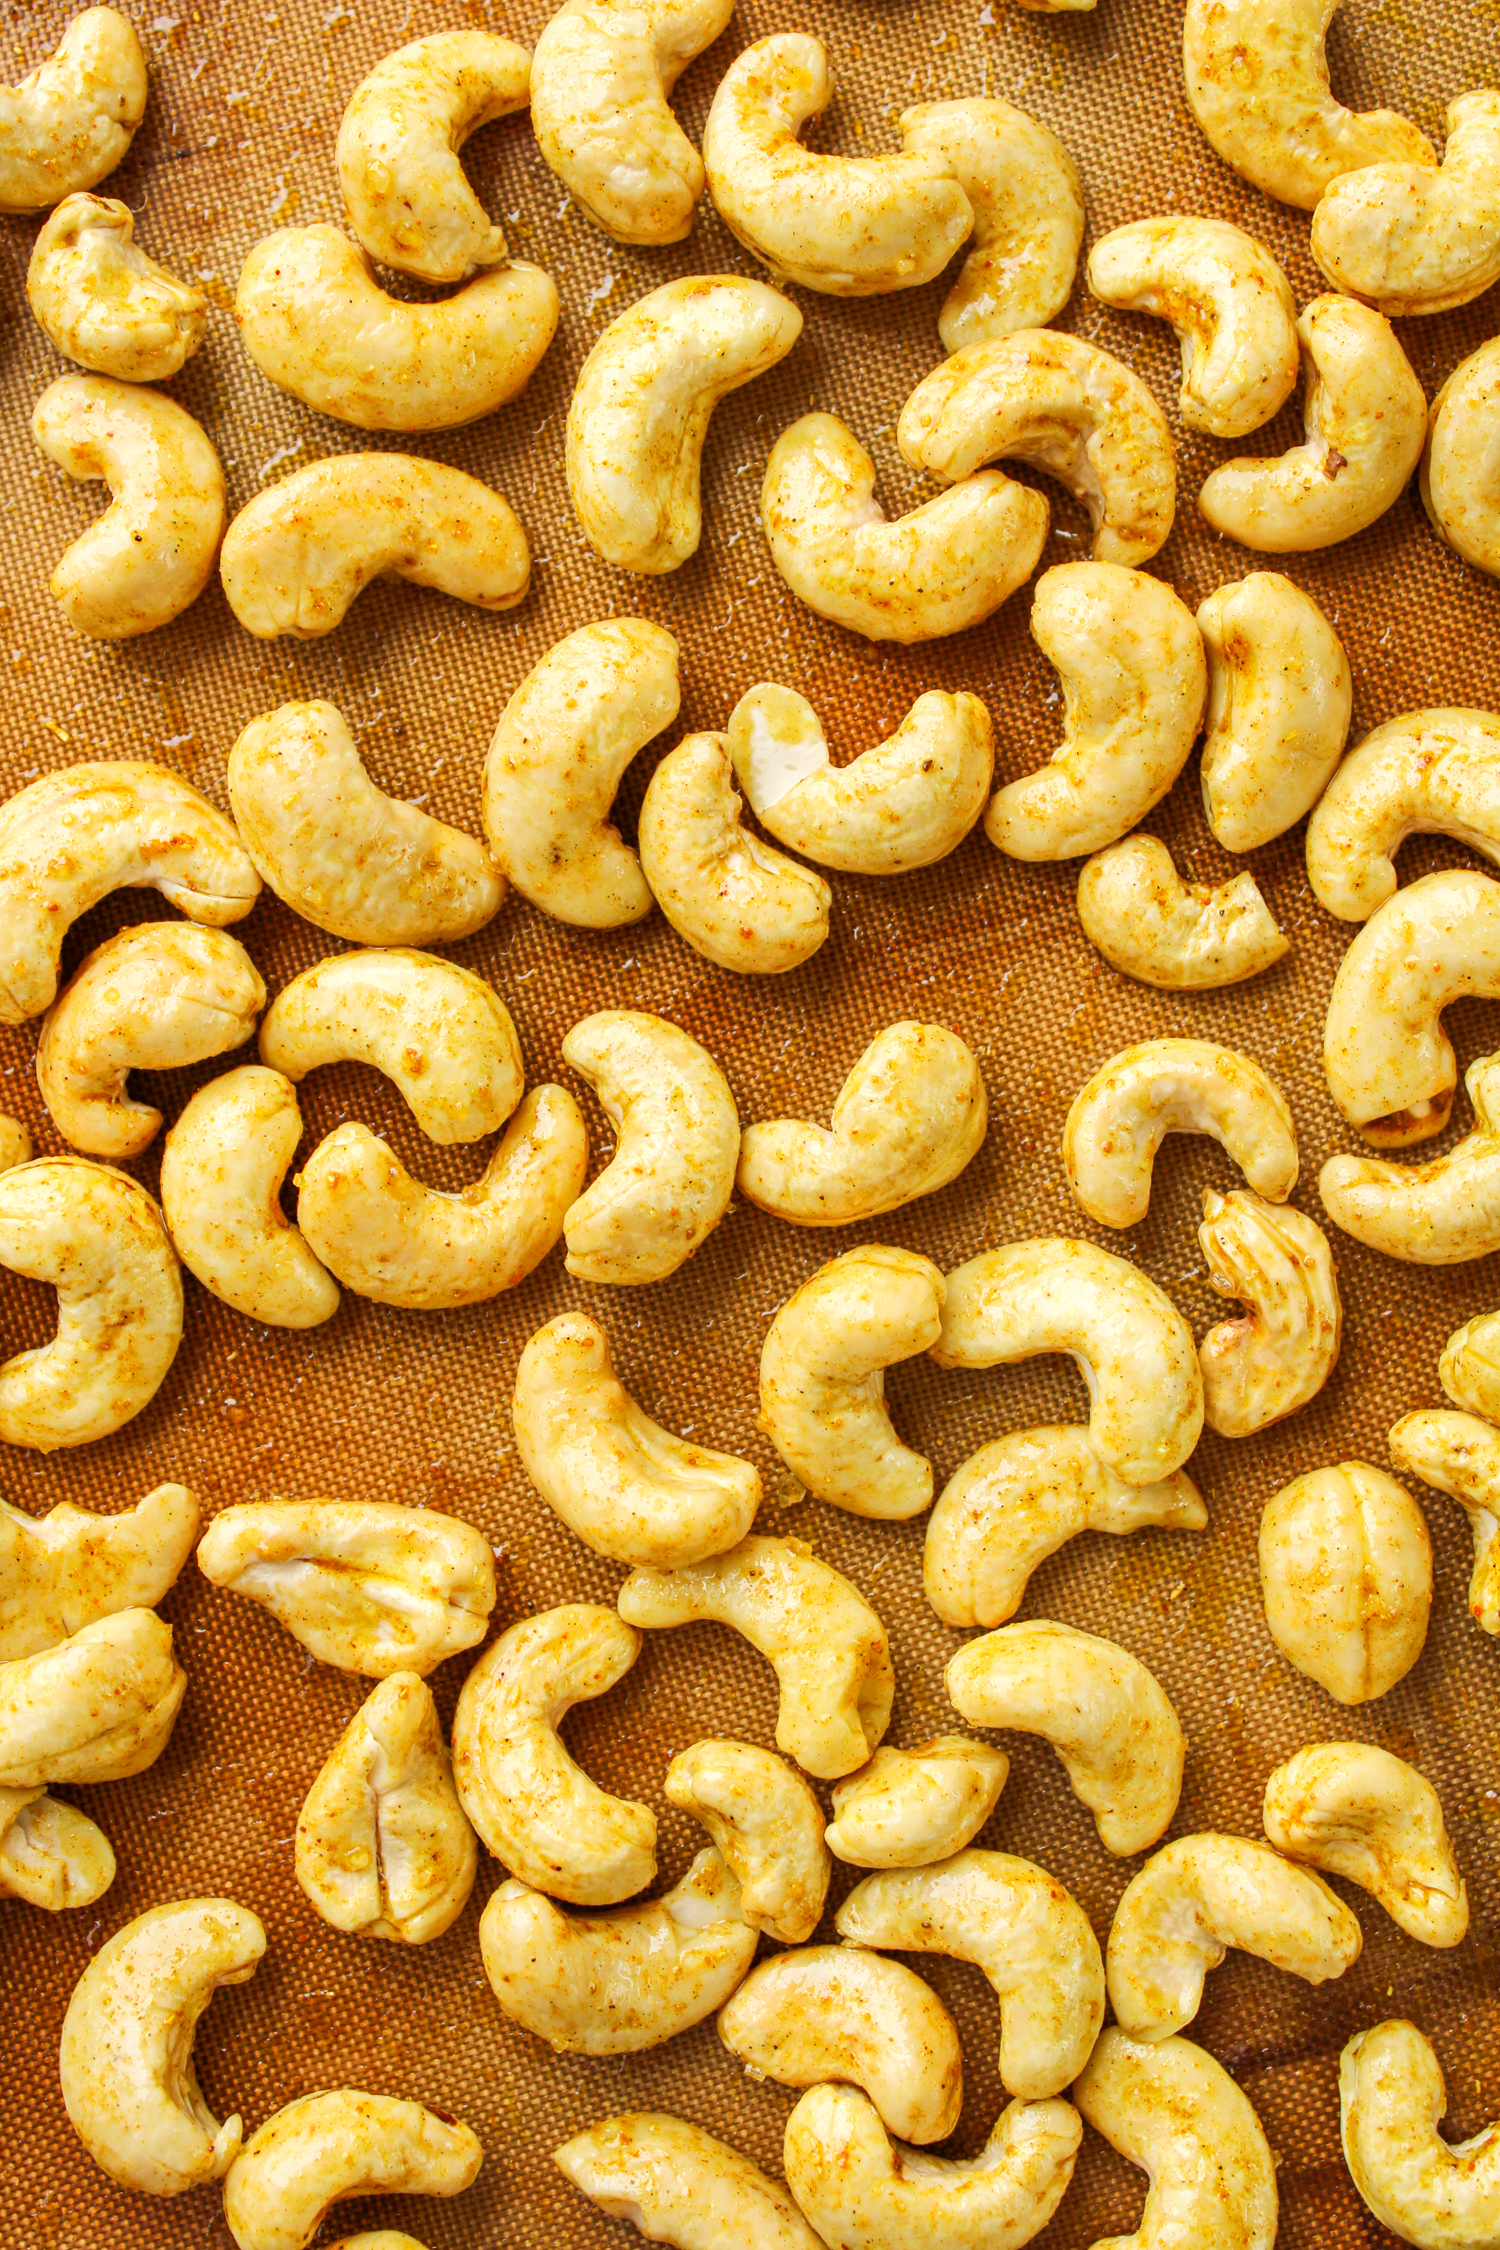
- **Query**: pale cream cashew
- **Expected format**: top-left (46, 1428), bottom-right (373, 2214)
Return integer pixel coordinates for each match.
top-left (0, 8), bottom-right (146, 213)
top-left (0, 1157), bottom-right (182, 1452)
top-left (1063, 1038), bottom-right (1298, 1230)
top-left (1313, 92), bottom-right (1500, 315)
top-left (618, 1534), bottom-right (894, 1779)
top-left (221, 454), bottom-right (529, 639)
top-left (197, 1500), bottom-right (495, 1679)
top-left (727, 684), bottom-right (994, 876)
top-left (1264, 1743), bottom-right (1467, 1946)
top-left (295, 1671), bottom-right (476, 1945)
top-left (0, 1785), bottom-right (114, 1909)
top-left (483, 617), bottom-right (676, 926)
top-left (60, 1897), bottom-right (265, 2196)
top-left (665, 1739), bottom-right (829, 1943)
top-left (0, 1480), bottom-right (197, 1660)
top-left (703, 34), bottom-right (972, 296)
top-left (1320, 1051), bottom-right (1500, 1262)
top-left (479, 1848), bottom-right (756, 2054)
top-left (451, 1603), bottom-right (655, 1905)
top-left (1441, 1305), bottom-right (1500, 1421)
top-left (901, 97), bottom-right (1083, 352)
top-left (0, 1607), bottom-right (185, 1786)
top-left (0, 1119), bottom-right (29, 1171)
top-left (1423, 337), bottom-right (1500, 579)
top-left (933, 1239), bottom-right (1204, 1485)
top-left (896, 330), bottom-right (1176, 567)
top-left (222, 2091), bottom-right (482, 2250)
top-left (825, 1736), bottom-right (1009, 1867)
top-left (1341, 2019), bottom-right (1500, 2249)
top-left (1106, 1833), bottom-right (1362, 2042)
top-left (761, 412), bottom-right (1046, 644)
top-left (1259, 1461), bottom-right (1431, 1704)
top-left (28, 194), bottom-right (205, 381)
top-left (1197, 571), bottom-right (1353, 851)
top-left (718, 1946), bottom-right (961, 2143)
top-left (982, 565), bottom-right (1208, 861)
top-left (1307, 707), bottom-right (1500, 922)
top-left (1078, 836), bottom-right (1289, 990)
top-left (1074, 2028), bottom-right (1278, 2250)
top-left (1390, 1408), bottom-right (1500, 1637)
top-left (33, 374), bottom-right (225, 639)
top-left (557, 2112), bottom-right (824, 2250)
top-left (1199, 297), bottom-right (1427, 552)
top-left (757, 1245), bottom-right (944, 1521)
top-left (161, 1066), bottom-right (339, 1328)
top-left (924, 1428), bottom-right (1206, 1630)
top-left (946, 1620), bottom-right (1185, 1856)
top-left (1198, 1188), bottom-right (1342, 1438)
top-left (561, 1008), bottom-right (737, 1284)
top-left (326, 2239), bottom-right (428, 2250)
top-left (37, 923), bottom-right (265, 1159)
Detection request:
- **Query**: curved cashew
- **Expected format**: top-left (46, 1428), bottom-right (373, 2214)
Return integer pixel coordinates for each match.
top-left (703, 33), bottom-right (972, 296)
top-left (901, 97), bottom-right (1083, 352)
top-left (1264, 1740), bottom-right (1467, 1945)
top-left (924, 1427), bottom-right (1206, 1629)
top-left (336, 29), bottom-right (532, 283)
top-left (0, 1607), bottom-right (185, 1786)
top-left (618, 1534), bottom-right (894, 1779)
top-left (638, 732), bottom-right (831, 975)
top-left (558, 2112), bottom-right (823, 2250)
top-left (451, 1603), bottom-right (655, 1905)
top-left (1077, 836), bottom-right (1289, 989)
top-left (1074, 2028), bottom-right (1277, 2250)
top-left (1320, 1051), bottom-right (1500, 1262)
top-left (0, 1480), bottom-right (197, 1660)
top-left (757, 1245), bottom-right (944, 1521)
top-left (1106, 1833), bottom-right (1362, 2042)
top-left (1390, 1408), bottom-right (1500, 1637)
top-left (933, 1239), bottom-right (1204, 1484)
top-left (761, 411), bottom-right (1046, 643)
top-left (197, 1499), bottom-right (495, 1678)
top-left (1341, 2019), bottom-right (1500, 2249)
top-left (665, 1738), bottom-right (829, 1942)
top-left (483, 617), bottom-right (676, 926)
top-left (1423, 336), bottom-right (1500, 579)
top-left (896, 330), bottom-right (1176, 567)
top-left (825, 1736), bottom-right (1009, 1867)
top-left (727, 684), bottom-right (993, 876)
top-left (60, 1897), bottom-right (265, 2195)
top-left (161, 1067), bottom-right (339, 1328)
top-left (479, 1848), bottom-right (755, 2054)
top-left (28, 194), bottom-right (205, 381)
top-left (946, 1620), bottom-right (1185, 1856)
top-left (0, 9), bottom-right (146, 213)
top-left (1441, 1305), bottom-right (1500, 1421)
top-left (718, 1947), bottom-right (962, 2143)
top-left (1063, 1038), bottom-right (1297, 1230)
top-left (222, 2091), bottom-right (482, 2250)
top-left (1198, 1189), bottom-right (1342, 1437)
top-left (982, 564), bottom-right (1208, 861)
top-left (295, 1671), bottom-right (475, 1945)
top-left (0, 1785), bottom-right (114, 1909)
top-left (1199, 297), bottom-right (1426, 552)
top-left (1197, 570), bottom-right (1352, 850)
top-left (220, 454), bottom-right (529, 639)
top-left (1259, 1461), bottom-right (1431, 1704)
top-left (1307, 707), bottom-right (1500, 923)
top-left (837, 1848), bottom-right (1104, 2098)
top-left (33, 374), bottom-right (224, 639)
top-left (1313, 92), bottom-right (1500, 316)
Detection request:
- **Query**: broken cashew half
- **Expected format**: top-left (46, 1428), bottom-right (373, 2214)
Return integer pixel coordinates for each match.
top-left (1341, 2019), bottom-right (1500, 2250)
top-left (1263, 1740), bottom-right (1468, 1946)
top-left (28, 194), bottom-right (206, 381)
top-left (1063, 1038), bottom-right (1298, 1230)
top-left (1390, 1408), bottom-right (1500, 1637)
top-left (1259, 1460), bottom-right (1431, 1705)
top-left (0, 1481), bottom-right (196, 1661)
top-left (0, 1786), bottom-right (114, 1909)
top-left (556, 2113), bottom-right (823, 2250)
top-left (161, 1067), bottom-right (339, 1329)
top-left (0, 1607), bottom-right (185, 1786)
top-left (222, 2091), bottom-right (482, 2250)
top-left (1198, 1189), bottom-right (1342, 1438)
top-left (1197, 571), bottom-right (1353, 851)
top-left (1441, 1306), bottom-right (1500, 1422)
top-left (1320, 1051), bottom-right (1500, 1263)
top-left (1313, 92), bottom-right (1500, 316)
top-left (825, 1736), bottom-right (1009, 1868)
top-left (0, 8), bottom-right (147, 213)
top-left (1077, 836), bottom-right (1289, 989)
top-left (1074, 2029), bottom-right (1278, 2250)
top-left (1306, 706), bottom-right (1500, 923)
top-left (665, 1738), bottom-right (829, 1943)
top-left (1424, 336), bottom-right (1500, 579)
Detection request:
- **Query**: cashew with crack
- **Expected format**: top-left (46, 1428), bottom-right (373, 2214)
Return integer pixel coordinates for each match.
top-left (1390, 1408), bottom-right (1500, 1637)
top-left (558, 2112), bottom-right (823, 2250)
top-left (1074, 2028), bottom-right (1278, 2250)
top-left (222, 2091), bottom-right (482, 2250)
top-left (1263, 1740), bottom-right (1467, 1946)
top-left (825, 1736), bottom-right (1009, 1867)
top-left (1306, 707), bottom-right (1500, 923)
top-left (901, 97), bottom-right (1083, 352)
top-left (27, 194), bottom-right (205, 380)
top-left (0, 9), bottom-right (146, 213)
top-left (1423, 337), bottom-right (1500, 579)
top-left (0, 1480), bottom-right (197, 1660)
top-left (1259, 1461), bottom-right (1431, 1704)
top-left (1077, 835), bottom-right (1289, 989)
top-left (161, 1067), bottom-right (339, 1328)
top-left (0, 1607), bottom-right (185, 1786)
top-left (1312, 92), bottom-right (1500, 316)
top-left (1341, 2019), bottom-right (1500, 2250)
top-left (1063, 1038), bottom-right (1298, 1230)
top-left (1197, 571), bottom-right (1353, 850)
top-left (0, 1785), bottom-right (114, 1909)
top-left (1321, 1051), bottom-right (1500, 1262)
top-left (1198, 1189), bottom-right (1342, 1437)
top-left (1441, 1306), bottom-right (1500, 1422)
top-left (665, 1739), bottom-right (829, 1943)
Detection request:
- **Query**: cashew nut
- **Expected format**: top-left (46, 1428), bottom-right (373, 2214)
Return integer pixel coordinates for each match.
top-left (1441, 1305), bottom-right (1500, 1422)
top-left (1320, 1051), bottom-right (1500, 1262)
top-left (1307, 707), bottom-right (1500, 923)
top-left (1074, 2028), bottom-right (1278, 2250)
top-left (557, 2112), bottom-right (823, 2250)
top-left (946, 1620), bottom-right (1185, 1856)
top-left (1259, 1461), bottom-right (1431, 1704)
top-left (28, 194), bottom-right (205, 380)
top-left (60, 1897), bottom-right (265, 2195)
top-left (1312, 92), bottom-right (1500, 315)
top-left (220, 453), bottom-right (529, 638)
top-left (1197, 570), bottom-right (1353, 850)
top-left (933, 1239), bottom-right (1204, 1485)
top-left (1198, 1188), bottom-right (1342, 1438)
top-left (1423, 336), bottom-right (1500, 579)
top-left (197, 1500), bottom-right (495, 1678)
top-left (1063, 1038), bottom-right (1298, 1230)
top-left (1265, 1742), bottom-right (1467, 1946)
top-left (665, 1738), bottom-right (829, 1942)
top-left (1390, 1408), bottom-right (1500, 1637)
top-left (0, 1480), bottom-right (197, 1660)
top-left (451, 1603), bottom-right (655, 1905)
top-left (0, 1785), bottom-right (114, 1909)
top-left (1341, 2019), bottom-right (1500, 2250)
top-left (0, 9), bottom-right (146, 213)
top-left (618, 1534), bottom-right (894, 1779)
top-left (0, 1607), bottom-right (185, 1786)
top-left (222, 2091), bottom-right (482, 2250)
top-left (0, 1118), bottom-right (30, 1172)
top-left (901, 97), bottom-right (1083, 351)
top-left (825, 1736), bottom-right (1009, 1867)
top-left (1077, 835), bottom-right (1289, 989)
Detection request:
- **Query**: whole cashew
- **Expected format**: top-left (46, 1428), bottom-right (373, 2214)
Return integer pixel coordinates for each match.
top-left (0, 8), bottom-right (146, 213)
top-left (1263, 1740), bottom-right (1467, 1945)
top-left (0, 1786), bottom-right (114, 1909)
top-left (1064, 1037), bottom-right (1297, 1231)
top-left (222, 2091), bottom-right (482, 2250)
top-left (1074, 2028), bottom-right (1278, 2250)
top-left (825, 1736), bottom-right (1009, 1868)
top-left (901, 97), bottom-right (1083, 351)
top-left (557, 2112), bottom-right (824, 2250)
top-left (1320, 1051), bottom-right (1500, 1262)
top-left (1341, 2019), bottom-right (1500, 2250)
top-left (1077, 836), bottom-right (1289, 989)
top-left (1390, 1408), bottom-right (1500, 1636)
top-left (1313, 92), bottom-right (1500, 316)
top-left (1259, 1461), bottom-right (1431, 1704)
top-left (1423, 337), bottom-right (1500, 579)
top-left (665, 1738), bottom-right (829, 1942)
top-left (1199, 1189), bottom-right (1342, 1438)
top-left (1197, 571), bottom-right (1352, 850)
top-left (161, 1067), bottom-right (339, 1328)
top-left (0, 1607), bottom-right (185, 1786)
top-left (28, 194), bottom-right (205, 380)
top-left (1307, 707), bottom-right (1500, 922)
top-left (1441, 1305), bottom-right (1500, 1422)
top-left (0, 1480), bottom-right (198, 1660)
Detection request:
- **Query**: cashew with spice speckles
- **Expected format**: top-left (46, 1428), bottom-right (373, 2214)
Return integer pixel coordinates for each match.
top-left (1307, 707), bottom-right (1500, 922)
top-left (326, 2238), bottom-right (429, 2250)
top-left (1197, 571), bottom-right (1353, 851)
top-left (1063, 1038), bottom-right (1297, 1230)
top-left (1321, 1052), bottom-right (1500, 1262)
top-left (1264, 1741), bottom-right (1467, 1946)
top-left (1341, 2019), bottom-right (1500, 2250)
top-left (1198, 1189), bottom-right (1342, 1438)
top-left (0, 1120), bottom-right (28, 1172)
top-left (28, 195), bottom-right (205, 380)
top-left (1313, 92), bottom-right (1500, 315)
top-left (1423, 337), bottom-right (1500, 579)
top-left (558, 2112), bottom-right (824, 2250)
top-left (0, 1607), bottom-right (185, 1787)
top-left (1390, 1408), bottom-right (1500, 1637)
top-left (0, 9), bottom-right (146, 213)
top-left (825, 1737), bottom-right (1009, 1869)
top-left (1259, 1461), bottom-right (1431, 1704)
top-left (0, 1480), bottom-right (197, 1660)
top-left (161, 1068), bottom-right (339, 1329)
top-left (1441, 1306), bottom-right (1500, 1422)
top-left (1077, 836), bottom-right (1289, 989)
top-left (222, 2091), bottom-right (483, 2250)
top-left (900, 97), bottom-right (1083, 351)
top-left (0, 1786), bottom-right (114, 1909)
top-left (665, 1739), bottom-right (829, 1943)
top-left (1074, 2028), bottom-right (1278, 2250)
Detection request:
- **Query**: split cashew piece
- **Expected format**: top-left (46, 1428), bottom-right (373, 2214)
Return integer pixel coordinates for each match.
top-left (1106, 1833), bottom-right (1362, 2043)
top-left (757, 1245), bottom-right (944, 1521)
top-left (727, 683), bottom-right (993, 876)
top-left (924, 1427), bottom-right (1205, 1630)
top-left (982, 565), bottom-right (1208, 861)
top-left (1198, 1189), bottom-right (1342, 1438)
top-left (220, 454), bottom-right (529, 639)
top-left (33, 374), bottom-right (225, 639)
top-left (514, 1311), bottom-right (760, 1566)
top-left (825, 1736), bottom-right (1009, 1868)
top-left (0, 1607), bottom-right (185, 1786)
top-left (665, 1738), bottom-right (829, 1943)
top-left (479, 1848), bottom-right (756, 2055)
top-left (228, 698), bottom-right (502, 947)
top-left (1197, 572), bottom-right (1353, 851)
top-left (1390, 1408), bottom-right (1500, 1637)
top-left (896, 329), bottom-right (1177, 567)
top-left (0, 1157), bottom-right (182, 1453)
top-left (28, 194), bottom-right (206, 381)
top-left (1259, 1461), bottom-right (1431, 1704)
top-left (1424, 337), bottom-right (1500, 579)
top-left (295, 1671), bottom-right (476, 1945)
top-left (451, 1604), bottom-right (655, 1906)
top-left (947, 1620), bottom-right (1185, 1856)
top-left (618, 1534), bottom-right (894, 1779)
top-left (1313, 92), bottom-right (1500, 316)
top-left (1263, 1740), bottom-right (1467, 1946)
top-left (1063, 1038), bottom-right (1298, 1230)
top-left (0, 1480), bottom-right (198, 1660)
top-left (1199, 297), bottom-right (1427, 552)
top-left (1341, 2020), bottom-right (1500, 2250)
top-left (1077, 836), bottom-right (1289, 990)
top-left (0, 1785), bottom-right (114, 1910)
top-left (557, 2112), bottom-right (824, 2250)
top-left (161, 1067), bottom-right (339, 1328)
top-left (638, 732), bottom-right (831, 975)
top-left (222, 2091), bottom-right (482, 2250)
top-left (0, 8), bottom-right (146, 213)
top-left (703, 33), bottom-right (973, 296)
top-left (761, 411), bottom-right (1046, 644)
top-left (1442, 1306), bottom-right (1500, 1422)
top-left (197, 1500), bottom-right (495, 1678)
top-left (336, 29), bottom-right (533, 283)
top-left (718, 1946), bottom-right (962, 2143)
top-left (567, 276), bottom-right (802, 573)
top-left (38, 923), bottom-right (265, 1159)
top-left (1320, 1051), bottom-right (1500, 1263)
top-left (1307, 707), bottom-right (1500, 923)
top-left (483, 618), bottom-right (677, 926)
top-left (837, 1848), bottom-right (1104, 2098)
top-left (561, 1008), bottom-right (738, 1284)
top-left (1074, 2029), bottom-right (1277, 2250)
top-left (933, 1239), bottom-right (1204, 1485)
